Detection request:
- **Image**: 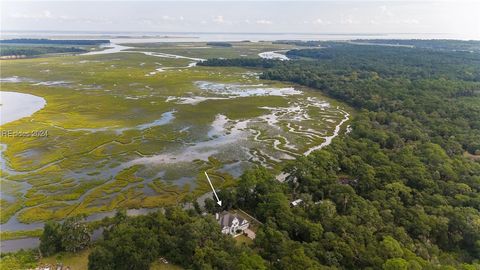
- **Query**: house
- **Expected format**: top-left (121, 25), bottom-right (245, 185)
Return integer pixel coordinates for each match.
top-left (216, 211), bottom-right (249, 236)
top-left (290, 199), bottom-right (303, 207)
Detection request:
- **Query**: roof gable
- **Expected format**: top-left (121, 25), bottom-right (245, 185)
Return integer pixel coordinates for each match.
top-left (218, 212), bottom-right (247, 227)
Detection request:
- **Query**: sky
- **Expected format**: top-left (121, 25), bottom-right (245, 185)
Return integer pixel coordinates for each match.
top-left (1, 1), bottom-right (479, 39)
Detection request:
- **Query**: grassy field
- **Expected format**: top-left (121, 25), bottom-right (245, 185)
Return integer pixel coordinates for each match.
top-left (234, 234), bottom-right (253, 246)
top-left (38, 249), bottom-right (184, 270)
top-left (39, 249), bottom-right (91, 270)
top-left (0, 41), bottom-right (351, 229)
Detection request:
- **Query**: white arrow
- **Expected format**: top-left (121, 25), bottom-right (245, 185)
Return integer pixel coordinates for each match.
top-left (204, 172), bottom-right (222, 206)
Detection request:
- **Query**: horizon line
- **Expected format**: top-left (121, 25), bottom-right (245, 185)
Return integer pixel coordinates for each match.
top-left (2, 30), bottom-right (453, 35)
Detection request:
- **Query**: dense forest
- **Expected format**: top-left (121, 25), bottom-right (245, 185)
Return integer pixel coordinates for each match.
top-left (0, 39), bottom-right (109, 57)
top-left (0, 45), bottom-right (87, 57)
top-left (351, 39), bottom-right (480, 52)
top-left (272, 39), bottom-right (480, 52)
top-left (3, 41), bottom-right (480, 269)
top-left (206, 42), bottom-right (233, 47)
top-left (272, 40), bottom-right (323, 47)
top-left (200, 42), bottom-right (480, 269)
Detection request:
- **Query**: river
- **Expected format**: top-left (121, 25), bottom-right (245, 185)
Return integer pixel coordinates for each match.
top-left (0, 91), bottom-right (46, 125)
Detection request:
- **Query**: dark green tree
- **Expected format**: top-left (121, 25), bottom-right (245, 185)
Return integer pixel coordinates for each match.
top-left (39, 221), bottom-right (62, 256)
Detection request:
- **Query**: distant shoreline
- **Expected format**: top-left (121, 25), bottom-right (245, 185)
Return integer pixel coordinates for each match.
top-left (1, 31), bottom-right (475, 42)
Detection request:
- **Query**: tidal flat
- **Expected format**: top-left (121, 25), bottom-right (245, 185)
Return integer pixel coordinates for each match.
top-left (0, 41), bottom-right (351, 236)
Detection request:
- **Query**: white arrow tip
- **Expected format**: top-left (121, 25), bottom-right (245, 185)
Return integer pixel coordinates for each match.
top-left (217, 201), bottom-right (222, 206)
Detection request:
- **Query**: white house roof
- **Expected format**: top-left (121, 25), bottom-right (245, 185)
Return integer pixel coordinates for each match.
top-left (290, 199), bottom-right (303, 206)
top-left (217, 211), bottom-right (247, 227)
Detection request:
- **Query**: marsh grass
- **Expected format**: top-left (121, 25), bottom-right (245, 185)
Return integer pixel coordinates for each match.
top-left (0, 229), bottom-right (42, 241)
top-left (1, 42), bottom-right (351, 226)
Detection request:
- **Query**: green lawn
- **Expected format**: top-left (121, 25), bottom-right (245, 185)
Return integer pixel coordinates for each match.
top-left (234, 234), bottom-right (253, 246)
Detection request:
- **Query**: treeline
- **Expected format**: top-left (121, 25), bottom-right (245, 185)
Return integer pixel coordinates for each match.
top-left (197, 58), bottom-right (277, 68)
top-left (272, 40), bottom-right (323, 47)
top-left (0, 46), bottom-right (87, 57)
top-left (0, 39), bottom-right (109, 45)
top-left (206, 42), bottom-right (233, 47)
top-left (272, 39), bottom-right (480, 52)
top-left (285, 44), bottom-right (480, 81)
top-left (352, 39), bottom-right (480, 52)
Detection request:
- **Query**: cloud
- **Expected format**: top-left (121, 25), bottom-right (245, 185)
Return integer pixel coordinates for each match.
top-left (43, 10), bottom-right (53, 19)
top-left (402, 18), bottom-right (419, 24)
top-left (140, 19), bottom-right (154, 25)
top-left (11, 10), bottom-right (53, 19)
top-left (256, 19), bottom-right (272, 25)
top-left (370, 5), bottom-right (419, 25)
top-left (312, 18), bottom-right (331, 25)
top-left (10, 10), bottom-right (81, 22)
top-left (82, 18), bottom-right (113, 25)
top-left (379, 5), bottom-right (394, 17)
top-left (213, 15), bottom-right (225, 23)
top-left (340, 15), bottom-right (359, 25)
top-left (160, 15), bottom-right (185, 22)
